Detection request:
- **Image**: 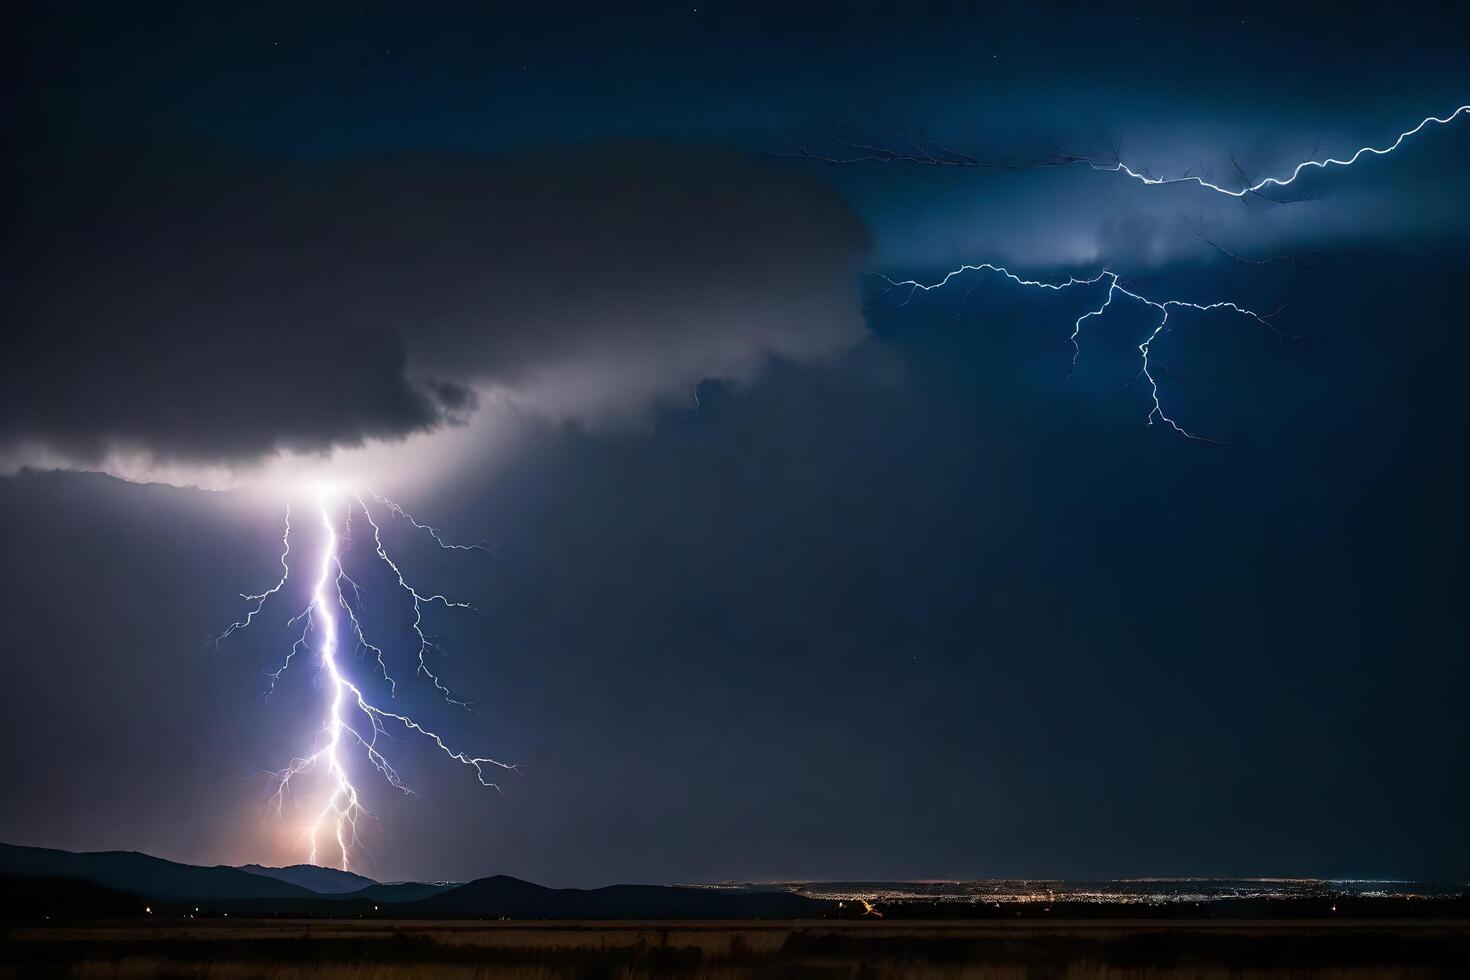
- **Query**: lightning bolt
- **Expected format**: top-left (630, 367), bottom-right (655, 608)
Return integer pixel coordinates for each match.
top-left (213, 507), bottom-right (294, 651)
top-left (1093, 104), bottom-right (1469, 197)
top-left (218, 487), bottom-right (515, 871)
top-left (352, 491), bottom-right (477, 709)
top-left (863, 104), bottom-right (1470, 440)
top-left (879, 264), bottom-right (1298, 443)
top-left (785, 103), bottom-right (1469, 199)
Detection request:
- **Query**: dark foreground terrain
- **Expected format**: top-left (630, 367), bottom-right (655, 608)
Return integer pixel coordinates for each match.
top-left (5, 918), bottom-right (1470, 978)
top-left (5, 846), bottom-right (1469, 976)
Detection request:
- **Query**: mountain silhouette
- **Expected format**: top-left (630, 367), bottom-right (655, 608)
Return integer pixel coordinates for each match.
top-left (239, 863), bottom-right (377, 894)
top-left (0, 872), bottom-right (143, 919)
top-left (0, 842), bottom-right (317, 901)
top-left (345, 881), bottom-right (457, 902)
top-left (416, 874), bottom-right (829, 918)
top-left (0, 842), bottom-right (831, 919)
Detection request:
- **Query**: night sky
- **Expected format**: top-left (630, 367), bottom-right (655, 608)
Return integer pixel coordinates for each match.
top-left (2, 2), bottom-right (1468, 886)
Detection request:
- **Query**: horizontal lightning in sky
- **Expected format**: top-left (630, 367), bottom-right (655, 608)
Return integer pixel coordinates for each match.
top-left (786, 102), bottom-right (1470, 199)
top-left (1092, 104), bottom-right (1469, 197)
top-left (878, 265), bottom-right (1297, 443)
top-left (218, 489), bottom-right (513, 871)
top-left (868, 101), bottom-right (1470, 441)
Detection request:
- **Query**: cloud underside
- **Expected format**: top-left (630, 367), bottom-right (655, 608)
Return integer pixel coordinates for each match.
top-left (0, 141), bottom-right (869, 476)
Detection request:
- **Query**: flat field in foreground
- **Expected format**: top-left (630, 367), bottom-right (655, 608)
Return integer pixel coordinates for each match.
top-left (5, 918), bottom-right (1470, 978)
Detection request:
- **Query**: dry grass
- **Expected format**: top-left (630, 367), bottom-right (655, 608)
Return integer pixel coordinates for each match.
top-left (30, 957), bottom-right (1459, 979)
top-left (5, 919), bottom-right (1467, 978)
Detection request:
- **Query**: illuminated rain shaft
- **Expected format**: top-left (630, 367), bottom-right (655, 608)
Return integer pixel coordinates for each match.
top-left (218, 488), bottom-right (514, 871)
top-left (879, 264), bottom-right (1301, 443)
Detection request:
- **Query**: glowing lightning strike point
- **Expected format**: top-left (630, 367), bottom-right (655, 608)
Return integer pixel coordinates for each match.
top-left (222, 489), bottom-right (515, 871)
top-left (881, 264), bottom-right (1294, 443)
top-left (1093, 105), bottom-right (1470, 197)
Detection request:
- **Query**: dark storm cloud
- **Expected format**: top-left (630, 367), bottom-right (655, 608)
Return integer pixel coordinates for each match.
top-left (0, 140), bottom-right (868, 474)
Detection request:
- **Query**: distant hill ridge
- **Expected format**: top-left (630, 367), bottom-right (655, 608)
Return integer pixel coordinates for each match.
top-left (0, 842), bottom-right (317, 901)
top-left (239, 863), bottom-right (377, 894)
top-left (0, 842), bottom-right (829, 919)
top-left (416, 874), bottom-right (830, 919)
